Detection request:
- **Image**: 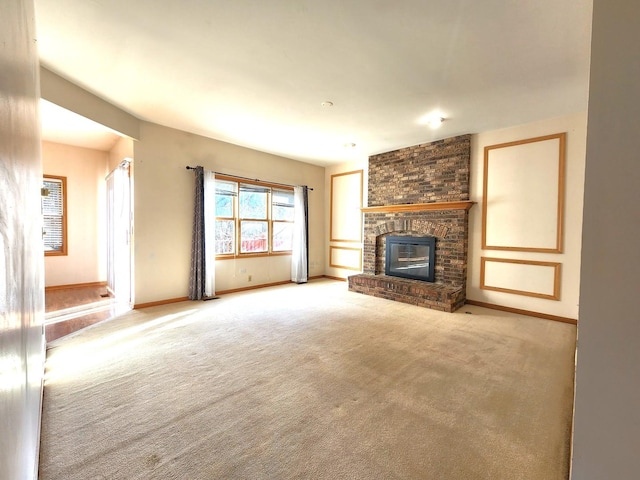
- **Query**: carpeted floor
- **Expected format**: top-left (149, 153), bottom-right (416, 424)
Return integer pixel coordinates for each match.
top-left (39, 279), bottom-right (576, 479)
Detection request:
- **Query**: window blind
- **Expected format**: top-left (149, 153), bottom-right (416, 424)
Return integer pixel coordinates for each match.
top-left (42, 178), bottom-right (64, 252)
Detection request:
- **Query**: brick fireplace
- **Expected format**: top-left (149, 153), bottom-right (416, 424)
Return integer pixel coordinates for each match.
top-left (348, 134), bottom-right (474, 312)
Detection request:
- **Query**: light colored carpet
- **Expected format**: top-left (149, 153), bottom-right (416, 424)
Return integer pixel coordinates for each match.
top-left (39, 279), bottom-right (576, 479)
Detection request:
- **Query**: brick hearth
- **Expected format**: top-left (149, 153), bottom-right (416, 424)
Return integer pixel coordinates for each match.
top-left (348, 274), bottom-right (466, 312)
top-left (348, 134), bottom-right (473, 312)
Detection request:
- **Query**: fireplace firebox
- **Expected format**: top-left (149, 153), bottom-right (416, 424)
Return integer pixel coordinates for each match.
top-left (385, 236), bottom-right (436, 282)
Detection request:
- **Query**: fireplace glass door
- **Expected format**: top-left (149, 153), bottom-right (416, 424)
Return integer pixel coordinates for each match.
top-left (385, 236), bottom-right (435, 282)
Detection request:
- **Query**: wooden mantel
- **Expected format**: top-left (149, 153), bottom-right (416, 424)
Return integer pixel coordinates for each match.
top-left (361, 201), bottom-right (475, 213)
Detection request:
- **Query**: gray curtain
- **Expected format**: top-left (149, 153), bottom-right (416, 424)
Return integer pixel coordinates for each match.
top-left (291, 185), bottom-right (309, 283)
top-left (188, 166), bottom-right (205, 299)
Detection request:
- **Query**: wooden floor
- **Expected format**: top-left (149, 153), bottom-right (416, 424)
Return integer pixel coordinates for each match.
top-left (45, 285), bottom-right (130, 343)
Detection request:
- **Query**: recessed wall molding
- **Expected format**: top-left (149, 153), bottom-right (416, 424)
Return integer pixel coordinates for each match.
top-left (329, 246), bottom-right (362, 271)
top-left (330, 170), bottom-right (363, 243)
top-left (480, 257), bottom-right (562, 300)
top-left (482, 132), bottom-right (566, 253)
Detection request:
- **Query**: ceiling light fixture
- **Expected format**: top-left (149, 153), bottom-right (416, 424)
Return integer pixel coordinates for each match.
top-left (344, 142), bottom-right (356, 148)
top-left (321, 101), bottom-right (334, 107)
top-left (419, 112), bottom-right (446, 129)
top-left (427, 116), bottom-right (444, 128)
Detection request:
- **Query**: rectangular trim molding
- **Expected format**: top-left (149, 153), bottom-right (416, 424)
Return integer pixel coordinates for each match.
top-left (329, 246), bottom-right (363, 271)
top-left (482, 133), bottom-right (565, 253)
top-left (480, 257), bottom-right (561, 300)
top-left (330, 170), bottom-right (363, 243)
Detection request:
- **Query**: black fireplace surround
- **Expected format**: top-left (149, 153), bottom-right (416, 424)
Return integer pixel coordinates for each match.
top-left (385, 236), bottom-right (436, 282)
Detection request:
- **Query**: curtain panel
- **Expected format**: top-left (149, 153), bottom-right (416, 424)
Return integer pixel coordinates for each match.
top-left (203, 170), bottom-right (216, 297)
top-left (291, 185), bottom-right (309, 283)
top-left (188, 167), bottom-right (216, 300)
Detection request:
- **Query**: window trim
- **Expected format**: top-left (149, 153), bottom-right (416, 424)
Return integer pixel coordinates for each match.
top-left (42, 174), bottom-right (68, 256)
top-left (214, 179), bottom-right (237, 255)
top-left (214, 175), bottom-right (294, 259)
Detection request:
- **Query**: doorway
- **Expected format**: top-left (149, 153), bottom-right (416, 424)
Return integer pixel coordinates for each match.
top-left (106, 159), bottom-right (132, 305)
top-left (44, 158), bottom-right (133, 343)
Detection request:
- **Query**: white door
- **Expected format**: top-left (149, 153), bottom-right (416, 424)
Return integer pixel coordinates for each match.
top-left (106, 160), bottom-right (132, 304)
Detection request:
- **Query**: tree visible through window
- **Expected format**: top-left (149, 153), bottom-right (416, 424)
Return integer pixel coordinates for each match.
top-left (42, 175), bottom-right (67, 256)
top-left (214, 180), bottom-right (237, 254)
top-left (239, 184), bottom-right (269, 253)
top-left (214, 177), bottom-right (294, 256)
top-left (272, 189), bottom-right (294, 251)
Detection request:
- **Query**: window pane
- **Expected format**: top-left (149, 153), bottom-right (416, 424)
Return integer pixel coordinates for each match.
top-left (273, 222), bottom-right (294, 252)
top-left (273, 189), bottom-right (294, 205)
top-left (239, 184), bottom-right (267, 219)
top-left (42, 179), bottom-right (63, 215)
top-left (43, 215), bottom-right (63, 251)
top-left (273, 205), bottom-right (294, 222)
top-left (240, 221), bottom-right (268, 253)
top-left (215, 180), bottom-right (237, 217)
top-left (42, 177), bottom-right (65, 254)
top-left (272, 189), bottom-right (294, 221)
top-left (215, 219), bottom-right (235, 254)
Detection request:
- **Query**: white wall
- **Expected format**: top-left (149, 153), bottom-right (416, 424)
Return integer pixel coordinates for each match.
top-left (572, 0), bottom-right (640, 477)
top-left (108, 136), bottom-right (134, 173)
top-left (468, 112), bottom-right (587, 319)
top-left (132, 122), bottom-right (325, 305)
top-left (0, 0), bottom-right (45, 478)
top-left (42, 141), bottom-right (109, 287)
top-left (324, 159), bottom-right (368, 279)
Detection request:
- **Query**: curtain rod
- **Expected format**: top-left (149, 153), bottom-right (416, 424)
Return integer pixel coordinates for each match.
top-left (186, 166), bottom-right (313, 191)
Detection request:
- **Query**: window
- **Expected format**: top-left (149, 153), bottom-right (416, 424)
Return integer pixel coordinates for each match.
top-left (239, 184), bottom-right (269, 253)
top-left (214, 180), bottom-right (237, 255)
top-left (272, 189), bottom-right (294, 252)
top-left (42, 175), bottom-right (67, 256)
top-left (214, 177), bottom-right (294, 257)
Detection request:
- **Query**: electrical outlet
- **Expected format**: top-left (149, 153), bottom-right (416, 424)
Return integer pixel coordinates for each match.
top-left (239, 268), bottom-right (246, 274)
